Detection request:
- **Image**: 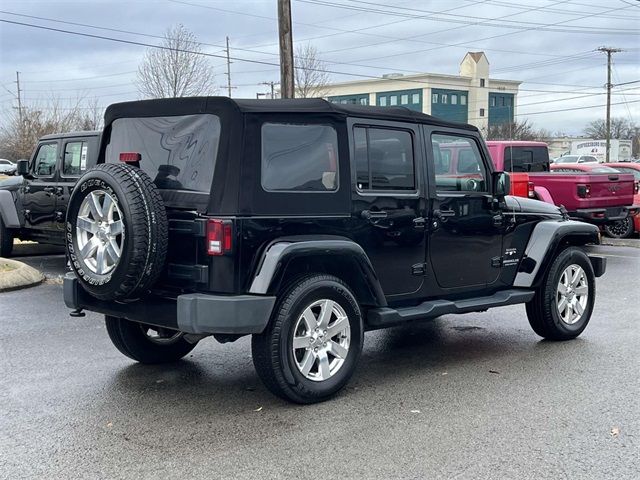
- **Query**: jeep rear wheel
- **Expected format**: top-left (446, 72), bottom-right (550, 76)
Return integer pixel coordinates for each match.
top-left (251, 274), bottom-right (364, 404)
top-left (66, 163), bottom-right (167, 301)
top-left (105, 316), bottom-right (197, 364)
top-left (0, 216), bottom-right (13, 257)
top-left (526, 247), bottom-right (595, 340)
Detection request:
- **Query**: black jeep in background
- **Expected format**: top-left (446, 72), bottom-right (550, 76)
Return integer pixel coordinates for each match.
top-left (63, 98), bottom-right (605, 403)
top-left (0, 131), bottom-right (100, 256)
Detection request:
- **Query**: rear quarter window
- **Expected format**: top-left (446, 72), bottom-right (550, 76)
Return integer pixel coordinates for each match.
top-left (261, 123), bottom-right (339, 192)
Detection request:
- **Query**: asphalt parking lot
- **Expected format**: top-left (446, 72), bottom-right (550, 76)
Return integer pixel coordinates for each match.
top-left (1, 242), bottom-right (639, 479)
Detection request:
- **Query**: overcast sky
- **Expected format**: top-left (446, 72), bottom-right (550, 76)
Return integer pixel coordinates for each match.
top-left (0, 0), bottom-right (638, 135)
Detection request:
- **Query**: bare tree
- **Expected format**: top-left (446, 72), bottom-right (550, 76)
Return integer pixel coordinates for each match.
top-left (485, 119), bottom-right (542, 141)
top-left (583, 117), bottom-right (635, 139)
top-left (294, 43), bottom-right (330, 98)
top-left (136, 24), bottom-right (215, 98)
top-left (0, 96), bottom-right (102, 161)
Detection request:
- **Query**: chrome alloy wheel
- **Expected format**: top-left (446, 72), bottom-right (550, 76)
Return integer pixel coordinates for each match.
top-left (556, 264), bottom-right (589, 325)
top-left (140, 324), bottom-right (184, 345)
top-left (292, 299), bottom-right (351, 382)
top-left (76, 190), bottom-right (124, 275)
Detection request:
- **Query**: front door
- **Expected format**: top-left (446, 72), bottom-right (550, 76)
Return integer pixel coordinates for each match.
top-left (22, 141), bottom-right (59, 231)
top-left (427, 131), bottom-right (502, 289)
top-left (349, 119), bottom-right (426, 298)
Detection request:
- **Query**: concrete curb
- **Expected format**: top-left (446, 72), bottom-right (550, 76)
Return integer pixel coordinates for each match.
top-left (601, 238), bottom-right (640, 248)
top-left (0, 257), bottom-right (45, 292)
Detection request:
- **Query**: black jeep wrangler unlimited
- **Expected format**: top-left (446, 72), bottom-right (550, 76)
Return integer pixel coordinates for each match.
top-left (63, 97), bottom-right (605, 403)
top-left (0, 131), bottom-right (99, 256)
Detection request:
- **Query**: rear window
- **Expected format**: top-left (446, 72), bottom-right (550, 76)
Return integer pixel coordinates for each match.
top-left (106, 114), bottom-right (221, 192)
top-left (503, 146), bottom-right (549, 172)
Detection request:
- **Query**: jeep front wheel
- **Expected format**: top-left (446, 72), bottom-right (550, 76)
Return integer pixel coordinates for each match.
top-left (105, 316), bottom-right (197, 364)
top-left (251, 274), bottom-right (364, 404)
top-left (526, 247), bottom-right (595, 340)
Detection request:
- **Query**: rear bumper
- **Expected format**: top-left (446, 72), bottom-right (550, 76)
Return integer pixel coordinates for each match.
top-left (572, 206), bottom-right (633, 224)
top-left (63, 273), bottom-right (276, 335)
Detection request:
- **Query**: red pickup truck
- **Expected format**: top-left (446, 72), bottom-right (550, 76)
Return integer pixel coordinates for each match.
top-left (486, 141), bottom-right (637, 226)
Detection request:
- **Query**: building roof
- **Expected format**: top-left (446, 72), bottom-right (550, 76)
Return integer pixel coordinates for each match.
top-left (104, 97), bottom-right (478, 131)
top-left (466, 52), bottom-right (485, 63)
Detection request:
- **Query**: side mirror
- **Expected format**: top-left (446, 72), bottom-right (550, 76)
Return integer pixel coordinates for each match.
top-left (493, 171), bottom-right (510, 198)
top-left (17, 159), bottom-right (30, 176)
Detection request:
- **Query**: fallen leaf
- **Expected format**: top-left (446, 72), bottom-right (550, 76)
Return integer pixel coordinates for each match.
top-left (610, 427), bottom-right (620, 437)
top-left (489, 370), bottom-right (500, 374)
top-left (254, 406), bottom-right (263, 412)
top-left (106, 422), bottom-right (113, 428)
top-left (410, 409), bottom-right (421, 414)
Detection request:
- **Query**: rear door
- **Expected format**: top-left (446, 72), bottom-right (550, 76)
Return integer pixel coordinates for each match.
top-left (348, 118), bottom-right (426, 298)
top-left (22, 141), bottom-right (59, 231)
top-left (426, 130), bottom-right (503, 289)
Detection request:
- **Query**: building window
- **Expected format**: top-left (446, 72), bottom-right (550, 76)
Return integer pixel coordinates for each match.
top-left (412, 93), bottom-right (420, 104)
top-left (460, 95), bottom-right (467, 105)
top-left (441, 94), bottom-right (448, 104)
top-left (261, 123), bottom-right (338, 192)
top-left (451, 94), bottom-right (457, 105)
top-left (480, 78), bottom-right (485, 87)
top-left (328, 94), bottom-right (369, 105)
top-left (400, 94), bottom-right (409, 104)
top-left (479, 108), bottom-right (485, 117)
top-left (432, 93), bottom-right (438, 104)
top-left (390, 95), bottom-right (398, 106)
top-left (379, 96), bottom-right (387, 106)
top-left (490, 97), bottom-right (496, 107)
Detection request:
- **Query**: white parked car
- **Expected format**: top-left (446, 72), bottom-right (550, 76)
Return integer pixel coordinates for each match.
top-left (0, 159), bottom-right (17, 175)
top-left (554, 154), bottom-right (599, 164)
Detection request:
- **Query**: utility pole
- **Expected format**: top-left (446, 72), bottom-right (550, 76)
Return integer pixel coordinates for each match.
top-left (15, 71), bottom-right (23, 126)
top-left (277, 0), bottom-right (294, 98)
top-left (261, 81), bottom-right (277, 99)
top-left (598, 47), bottom-right (622, 162)
top-left (225, 36), bottom-right (232, 98)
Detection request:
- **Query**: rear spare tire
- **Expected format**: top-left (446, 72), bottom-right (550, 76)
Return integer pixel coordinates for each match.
top-left (66, 163), bottom-right (167, 301)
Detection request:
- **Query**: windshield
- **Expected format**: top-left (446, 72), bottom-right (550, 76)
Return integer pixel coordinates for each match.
top-left (106, 114), bottom-right (221, 192)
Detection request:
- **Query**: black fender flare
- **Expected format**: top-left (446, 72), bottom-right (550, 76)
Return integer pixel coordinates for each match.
top-left (248, 236), bottom-right (387, 307)
top-left (513, 219), bottom-right (603, 288)
top-left (0, 189), bottom-right (21, 228)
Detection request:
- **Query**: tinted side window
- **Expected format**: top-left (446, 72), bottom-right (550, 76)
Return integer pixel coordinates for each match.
top-left (63, 141), bottom-right (88, 176)
top-left (503, 146), bottom-right (549, 172)
top-left (432, 134), bottom-right (487, 192)
top-left (262, 123), bottom-right (338, 192)
top-left (354, 126), bottom-right (415, 191)
top-left (34, 143), bottom-right (57, 176)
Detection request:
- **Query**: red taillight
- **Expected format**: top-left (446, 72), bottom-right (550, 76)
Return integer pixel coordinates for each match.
top-left (528, 182), bottom-right (535, 198)
top-left (119, 152), bottom-right (141, 163)
top-left (577, 184), bottom-right (591, 198)
top-left (207, 219), bottom-right (233, 256)
top-left (634, 181), bottom-right (639, 195)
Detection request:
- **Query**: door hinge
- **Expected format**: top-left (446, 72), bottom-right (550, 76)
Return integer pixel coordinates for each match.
top-left (411, 263), bottom-right (428, 276)
top-left (413, 217), bottom-right (426, 229)
top-left (491, 256), bottom-right (503, 268)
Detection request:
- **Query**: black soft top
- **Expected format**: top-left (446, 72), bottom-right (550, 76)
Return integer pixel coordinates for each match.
top-left (104, 97), bottom-right (477, 131)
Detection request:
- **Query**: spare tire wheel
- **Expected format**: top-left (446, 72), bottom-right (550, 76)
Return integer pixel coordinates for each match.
top-left (66, 163), bottom-right (168, 301)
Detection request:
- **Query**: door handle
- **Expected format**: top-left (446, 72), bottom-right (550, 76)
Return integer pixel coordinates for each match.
top-left (434, 209), bottom-right (456, 219)
top-left (361, 210), bottom-right (388, 220)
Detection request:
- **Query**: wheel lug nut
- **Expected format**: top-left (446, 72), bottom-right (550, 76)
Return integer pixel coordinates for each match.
top-left (314, 347), bottom-right (318, 352)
